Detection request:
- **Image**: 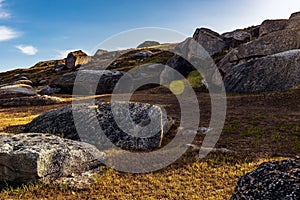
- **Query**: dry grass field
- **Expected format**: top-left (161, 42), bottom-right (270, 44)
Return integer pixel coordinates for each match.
top-left (0, 87), bottom-right (299, 199)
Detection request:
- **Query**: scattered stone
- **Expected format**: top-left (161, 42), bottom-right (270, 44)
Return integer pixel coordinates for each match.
top-left (23, 102), bottom-right (173, 151)
top-left (224, 49), bottom-right (300, 93)
top-left (0, 84), bottom-right (37, 98)
top-left (130, 50), bottom-right (153, 59)
top-left (0, 133), bottom-right (105, 183)
top-left (137, 41), bottom-right (160, 48)
top-left (231, 159), bottom-right (300, 200)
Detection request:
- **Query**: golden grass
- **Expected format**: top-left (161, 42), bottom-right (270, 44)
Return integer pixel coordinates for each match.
top-left (0, 110), bottom-right (38, 132)
top-left (0, 156), bottom-right (285, 199)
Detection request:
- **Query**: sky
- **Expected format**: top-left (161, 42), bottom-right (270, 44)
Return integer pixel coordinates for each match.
top-left (0, 0), bottom-right (300, 72)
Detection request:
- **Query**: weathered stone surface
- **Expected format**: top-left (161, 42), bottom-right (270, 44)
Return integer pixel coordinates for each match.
top-left (193, 28), bottom-right (228, 57)
top-left (231, 159), bottom-right (300, 200)
top-left (224, 50), bottom-right (300, 93)
top-left (23, 102), bottom-right (173, 151)
top-left (259, 19), bottom-right (288, 37)
top-left (50, 70), bottom-right (126, 94)
top-left (222, 30), bottom-right (251, 48)
top-left (218, 29), bottom-right (300, 74)
top-left (0, 95), bottom-right (63, 107)
top-left (65, 50), bottom-right (90, 69)
top-left (0, 133), bottom-right (105, 183)
top-left (130, 50), bottom-right (153, 59)
top-left (0, 84), bottom-right (37, 98)
top-left (137, 41), bottom-right (160, 48)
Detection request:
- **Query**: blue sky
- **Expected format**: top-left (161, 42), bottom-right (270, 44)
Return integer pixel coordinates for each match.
top-left (0, 0), bottom-right (300, 72)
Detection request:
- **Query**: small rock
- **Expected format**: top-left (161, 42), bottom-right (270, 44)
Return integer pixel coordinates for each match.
top-left (130, 50), bottom-right (153, 59)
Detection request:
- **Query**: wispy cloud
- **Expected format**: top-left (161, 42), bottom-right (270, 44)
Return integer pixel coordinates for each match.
top-left (0, 0), bottom-right (10, 19)
top-left (0, 26), bottom-right (19, 41)
top-left (16, 45), bottom-right (38, 55)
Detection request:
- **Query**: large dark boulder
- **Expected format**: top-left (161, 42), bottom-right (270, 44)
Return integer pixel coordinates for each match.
top-left (193, 28), bottom-right (228, 57)
top-left (218, 29), bottom-right (300, 74)
top-left (231, 159), bottom-right (300, 200)
top-left (0, 133), bottom-right (105, 183)
top-left (23, 102), bottom-right (173, 151)
top-left (224, 50), bottom-right (300, 93)
top-left (49, 70), bottom-right (126, 94)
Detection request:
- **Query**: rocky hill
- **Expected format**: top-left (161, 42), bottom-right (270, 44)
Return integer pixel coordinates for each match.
top-left (0, 12), bottom-right (299, 100)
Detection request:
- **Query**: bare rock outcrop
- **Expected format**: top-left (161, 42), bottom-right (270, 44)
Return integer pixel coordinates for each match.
top-left (0, 133), bottom-right (105, 183)
top-left (223, 50), bottom-right (300, 93)
top-left (65, 50), bottom-right (90, 69)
